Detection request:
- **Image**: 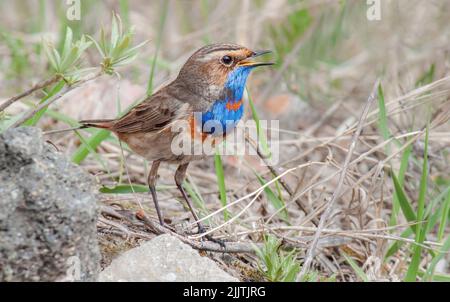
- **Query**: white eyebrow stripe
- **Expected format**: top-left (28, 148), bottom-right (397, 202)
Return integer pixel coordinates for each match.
top-left (196, 51), bottom-right (231, 62)
top-left (202, 44), bottom-right (243, 54)
top-left (196, 49), bottom-right (248, 62)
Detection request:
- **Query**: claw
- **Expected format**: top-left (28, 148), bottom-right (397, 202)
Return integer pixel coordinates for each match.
top-left (197, 224), bottom-right (226, 248)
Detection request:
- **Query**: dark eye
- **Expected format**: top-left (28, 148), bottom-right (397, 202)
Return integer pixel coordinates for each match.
top-left (221, 55), bottom-right (233, 66)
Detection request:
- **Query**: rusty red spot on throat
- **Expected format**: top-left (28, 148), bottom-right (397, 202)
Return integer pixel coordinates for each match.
top-left (225, 99), bottom-right (243, 112)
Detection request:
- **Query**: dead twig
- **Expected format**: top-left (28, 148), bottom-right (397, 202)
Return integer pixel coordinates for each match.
top-left (99, 206), bottom-right (351, 254)
top-left (0, 75), bottom-right (62, 112)
top-left (11, 71), bottom-right (103, 128)
top-left (298, 80), bottom-right (380, 280)
top-left (246, 134), bottom-right (319, 226)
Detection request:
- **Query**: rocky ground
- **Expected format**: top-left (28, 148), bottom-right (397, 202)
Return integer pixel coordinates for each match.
top-left (0, 127), bottom-right (100, 281)
top-left (0, 127), bottom-right (238, 282)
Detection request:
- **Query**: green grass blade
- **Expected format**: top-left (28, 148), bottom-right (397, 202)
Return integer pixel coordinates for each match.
top-left (247, 90), bottom-right (271, 158)
top-left (183, 177), bottom-right (208, 215)
top-left (424, 229), bottom-right (450, 281)
top-left (71, 129), bottom-right (111, 164)
top-left (73, 130), bottom-right (110, 174)
top-left (390, 143), bottom-right (413, 226)
top-left (146, 1), bottom-right (168, 96)
top-left (100, 184), bottom-right (148, 194)
top-left (391, 172), bottom-right (417, 231)
top-left (342, 252), bottom-right (369, 282)
top-left (23, 80), bottom-right (66, 126)
top-left (100, 184), bottom-right (172, 194)
top-left (405, 227), bottom-right (427, 282)
top-left (214, 152), bottom-right (229, 220)
top-left (255, 173), bottom-right (289, 223)
top-left (438, 189), bottom-right (450, 241)
top-left (405, 125), bottom-right (429, 282)
top-left (415, 64), bottom-right (435, 87)
top-left (416, 126), bottom-right (429, 229)
top-left (428, 274), bottom-right (450, 282)
top-left (377, 83), bottom-right (390, 144)
top-left (386, 184), bottom-right (450, 259)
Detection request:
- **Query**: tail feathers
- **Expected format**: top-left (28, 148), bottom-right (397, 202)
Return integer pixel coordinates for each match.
top-left (43, 119), bottom-right (115, 135)
top-left (79, 119), bottom-right (115, 130)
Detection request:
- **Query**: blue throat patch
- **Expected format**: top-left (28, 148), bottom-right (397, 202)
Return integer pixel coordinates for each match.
top-left (201, 66), bottom-right (253, 136)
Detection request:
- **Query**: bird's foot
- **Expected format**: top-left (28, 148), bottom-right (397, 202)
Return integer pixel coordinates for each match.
top-left (197, 224), bottom-right (226, 248)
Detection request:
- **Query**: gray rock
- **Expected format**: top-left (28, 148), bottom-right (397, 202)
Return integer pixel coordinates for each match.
top-left (99, 235), bottom-right (239, 282)
top-left (0, 127), bottom-right (100, 281)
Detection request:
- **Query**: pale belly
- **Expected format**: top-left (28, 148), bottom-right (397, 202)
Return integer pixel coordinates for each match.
top-left (117, 118), bottom-right (224, 164)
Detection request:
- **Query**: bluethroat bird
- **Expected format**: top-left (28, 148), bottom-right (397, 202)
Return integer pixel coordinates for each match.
top-left (80, 43), bottom-right (273, 238)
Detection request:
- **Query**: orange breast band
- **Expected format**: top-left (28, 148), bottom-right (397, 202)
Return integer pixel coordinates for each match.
top-left (189, 115), bottom-right (208, 142)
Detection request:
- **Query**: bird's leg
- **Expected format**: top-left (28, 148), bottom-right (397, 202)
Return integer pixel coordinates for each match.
top-left (174, 163), bottom-right (204, 231)
top-left (174, 163), bottom-right (225, 248)
top-left (148, 160), bottom-right (164, 226)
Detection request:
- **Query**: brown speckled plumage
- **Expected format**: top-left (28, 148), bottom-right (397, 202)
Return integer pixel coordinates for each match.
top-left (80, 43), bottom-right (272, 242)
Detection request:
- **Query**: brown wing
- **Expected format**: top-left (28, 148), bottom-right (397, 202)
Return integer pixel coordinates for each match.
top-left (112, 89), bottom-right (189, 134)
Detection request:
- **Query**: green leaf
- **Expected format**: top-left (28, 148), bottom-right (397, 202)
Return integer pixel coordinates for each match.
top-left (112, 52), bottom-right (138, 67)
top-left (253, 235), bottom-right (300, 282)
top-left (60, 45), bottom-right (79, 72)
top-left (110, 13), bottom-right (122, 52)
top-left (87, 34), bottom-right (105, 58)
top-left (99, 28), bottom-right (108, 56)
top-left (43, 40), bottom-right (59, 71)
top-left (61, 27), bottom-right (73, 60)
top-left (121, 40), bottom-right (148, 57)
top-left (111, 35), bottom-right (131, 61)
top-left (52, 47), bottom-right (62, 72)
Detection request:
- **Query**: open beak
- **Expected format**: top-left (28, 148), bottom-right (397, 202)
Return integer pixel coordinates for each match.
top-left (238, 50), bottom-right (274, 67)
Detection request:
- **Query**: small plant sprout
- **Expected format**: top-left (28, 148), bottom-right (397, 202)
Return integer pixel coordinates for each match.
top-left (88, 12), bottom-right (147, 75)
top-left (43, 27), bottom-right (92, 83)
top-left (253, 235), bottom-right (300, 282)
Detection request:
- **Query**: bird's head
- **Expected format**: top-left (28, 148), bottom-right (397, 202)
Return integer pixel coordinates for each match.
top-left (176, 43), bottom-right (273, 103)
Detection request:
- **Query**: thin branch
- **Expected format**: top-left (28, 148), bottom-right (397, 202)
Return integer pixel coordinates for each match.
top-left (189, 161), bottom-right (323, 229)
top-left (252, 139), bottom-right (319, 226)
top-left (0, 75), bottom-right (62, 112)
top-left (298, 80), bottom-right (380, 280)
top-left (11, 71), bottom-right (103, 128)
top-left (100, 206), bottom-right (347, 253)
